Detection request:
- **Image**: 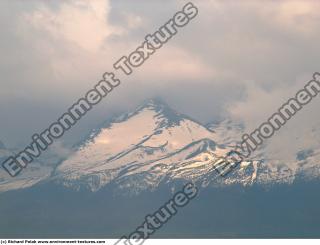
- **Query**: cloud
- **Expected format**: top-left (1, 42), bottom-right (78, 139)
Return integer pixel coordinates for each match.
top-left (50, 140), bottom-right (74, 158)
top-left (260, 0), bottom-right (320, 36)
top-left (1, 0), bottom-right (320, 155)
top-left (132, 45), bottom-right (217, 82)
top-left (226, 76), bottom-right (320, 169)
top-left (24, 0), bottom-right (123, 52)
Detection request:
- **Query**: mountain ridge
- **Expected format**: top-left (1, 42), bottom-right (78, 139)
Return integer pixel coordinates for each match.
top-left (1, 98), bottom-right (320, 193)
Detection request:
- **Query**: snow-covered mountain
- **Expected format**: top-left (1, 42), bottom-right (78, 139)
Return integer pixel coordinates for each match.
top-left (1, 99), bottom-right (320, 193)
top-left (48, 99), bottom-right (262, 192)
top-left (54, 99), bottom-right (231, 191)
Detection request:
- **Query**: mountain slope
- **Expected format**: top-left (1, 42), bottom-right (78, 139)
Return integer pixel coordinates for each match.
top-left (0, 141), bottom-right (52, 192)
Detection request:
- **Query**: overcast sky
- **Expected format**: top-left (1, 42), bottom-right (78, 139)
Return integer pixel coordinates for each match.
top-left (1, 0), bottom-right (320, 164)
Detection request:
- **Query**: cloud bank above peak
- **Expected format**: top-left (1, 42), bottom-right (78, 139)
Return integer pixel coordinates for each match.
top-left (0, 0), bottom-right (319, 160)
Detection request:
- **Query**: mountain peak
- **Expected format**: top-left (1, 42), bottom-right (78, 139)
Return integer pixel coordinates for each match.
top-left (114, 97), bottom-right (184, 129)
top-left (138, 97), bottom-right (169, 111)
top-left (111, 98), bottom-right (173, 126)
